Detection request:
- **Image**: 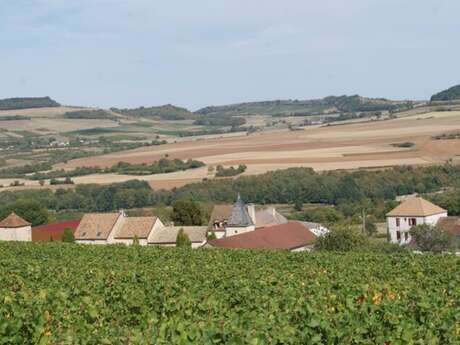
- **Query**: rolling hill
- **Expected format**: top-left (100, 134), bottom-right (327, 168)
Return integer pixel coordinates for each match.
top-left (0, 97), bottom-right (60, 110)
top-left (431, 84), bottom-right (460, 102)
top-left (195, 95), bottom-right (414, 117)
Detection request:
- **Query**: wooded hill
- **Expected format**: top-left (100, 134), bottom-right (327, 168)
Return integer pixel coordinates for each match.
top-left (0, 97), bottom-right (60, 110)
top-left (431, 84), bottom-right (460, 102)
top-left (195, 95), bottom-right (414, 117)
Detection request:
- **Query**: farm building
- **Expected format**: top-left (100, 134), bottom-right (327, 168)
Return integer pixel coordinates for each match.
top-left (32, 219), bottom-right (80, 242)
top-left (386, 197), bottom-right (448, 245)
top-left (206, 221), bottom-right (318, 251)
top-left (74, 212), bottom-right (123, 244)
top-left (208, 194), bottom-right (288, 238)
top-left (149, 226), bottom-right (207, 248)
top-left (112, 217), bottom-right (164, 245)
top-left (0, 212), bottom-right (32, 242)
top-left (74, 211), bottom-right (164, 245)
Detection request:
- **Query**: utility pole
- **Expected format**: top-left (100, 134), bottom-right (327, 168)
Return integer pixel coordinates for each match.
top-left (362, 208), bottom-right (366, 234)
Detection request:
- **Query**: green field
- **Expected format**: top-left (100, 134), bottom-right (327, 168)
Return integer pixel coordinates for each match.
top-left (1, 243), bottom-right (459, 344)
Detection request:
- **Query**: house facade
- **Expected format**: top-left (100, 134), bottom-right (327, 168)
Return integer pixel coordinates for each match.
top-left (149, 226), bottom-right (207, 248)
top-left (208, 195), bottom-right (289, 238)
top-left (0, 212), bottom-right (32, 242)
top-left (386, 197), bottom-right (447, 245)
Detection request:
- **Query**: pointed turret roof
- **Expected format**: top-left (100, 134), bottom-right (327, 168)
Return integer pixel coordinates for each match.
top-left (0, 212), bottom-right (31, 228)
top-left (227, 194), bottom-right (254, 227)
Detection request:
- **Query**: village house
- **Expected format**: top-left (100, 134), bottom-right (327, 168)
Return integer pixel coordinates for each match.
top-left (206, 221), bottom-right (318, 251)
top-left (208, 194), bottom-right (288, 238)
top-left (74, 211), bottom-right (164, 245)
top-left (386, 197), bottom-right (448, 245)
top-left (0, 212), bottom-right (32, 242)
top-left (148, 226), bottom-right (207, 248)
top-left (74, 212), bottom-right (124, 244)
top-left (112, 216), bottom-right (164, 245)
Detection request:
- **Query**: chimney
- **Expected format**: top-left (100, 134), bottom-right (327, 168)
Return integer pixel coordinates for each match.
top-left (247, 204), bottom-right (256, 224)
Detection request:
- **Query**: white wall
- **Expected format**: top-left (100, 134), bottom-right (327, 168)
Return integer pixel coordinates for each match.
top-left (0, 226), bottom-right (32, 241)
top-left (75, 239), bottom-right (107, 245)
top-left (225, 225), bottom-right (255, 237)
top-left (387, 212), bottom-right (447, 244)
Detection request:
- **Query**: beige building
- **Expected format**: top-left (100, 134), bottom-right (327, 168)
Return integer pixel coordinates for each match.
top-left (386, 197), bottom-right (448, 245)
top-left (208, 195), bottom-right (288, 238)
top-left (74, 212), bottom-right (123, 244)
top-left (0, 212), bottom-right (32, 242)
top-left (149, 226), bottom-right (207, 248)
top-left (112, 217), bottom-right (164, 245)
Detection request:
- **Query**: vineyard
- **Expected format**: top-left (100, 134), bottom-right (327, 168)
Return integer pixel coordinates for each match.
top-left (1, 244), bottom-right (460, 344)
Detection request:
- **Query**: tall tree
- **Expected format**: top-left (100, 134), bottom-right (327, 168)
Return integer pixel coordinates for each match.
top-left (171, 198), bottom-right (203, 226)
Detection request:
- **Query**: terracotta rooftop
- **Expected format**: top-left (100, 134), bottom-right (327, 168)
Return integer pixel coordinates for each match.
top-left (32, 219), bottom-right (80, 242)
top-left (0, 212), bottom-right (31, 228)
top-left (208, 221), bottom-right (316, 250)
top-left (387, 197), bottom-right (447, 217)
top-left (114, 217), bottom-right (157, 239)
top-left (74, 213), bottom-right (120, 240)
top-left (149, 226), bottom-right (207, 244)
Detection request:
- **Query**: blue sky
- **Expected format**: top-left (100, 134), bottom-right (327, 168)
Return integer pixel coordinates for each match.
top-left (1, 0), bottom-right (459, 110)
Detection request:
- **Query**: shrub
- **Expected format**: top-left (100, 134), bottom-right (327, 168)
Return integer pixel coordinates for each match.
top-left (410, 224), bottom-right (455, 253)
top-left (314, 224), bottom-right (369, 251)
top-left (176, 228), bottom-right (191, 248)
top-left (62, 228), bottom-right (75, 243)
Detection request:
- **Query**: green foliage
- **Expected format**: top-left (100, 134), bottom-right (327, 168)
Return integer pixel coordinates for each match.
top-left (0, 115), bottom-right (31, 121)
top-left (391, 142), bottom-right (415, 148)
top-left (431, 84), bottom-right (460, 101)
top-left (293, 206), bottom-right (344, 225)
top-left (111, 104), bottom-right (195, 120)
top-left (0, 96), bottom-right (60, 110)
top-left (215, 164), bottom-right (247, 177)
top-left (171, 199), bottom-right (203, 226)
top-left (207, 231), bottom-right (217, 240)
top-left (176, 228), bottom-right (192, 248)
top-left (410, 224), bottom-right (455, 253)
top-left (132, 235), bottom-right (140, 246)
top-left (314, 224), bottom-right (369, 251)
top-left (1, 244), bottom-right (460, 343)
top-left (63, 109), bottom-right (117, 120)
top-left (62, 228), bottom-right (75, 243)
top-left (196, 95), bottom-right (412, 117)
top-left (0, 200), bottom-right (50, 226)
top-left (194, 116), bottom-right (246, 127)
top-left (30, 158), bottom-right (205, 180)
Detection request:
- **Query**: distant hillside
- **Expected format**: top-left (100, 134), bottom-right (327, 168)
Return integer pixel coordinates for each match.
top-left (111, 104), bottom-right (196, 120)
top-left (195, 95), bottom-right (413, 117)
top-left (63, 109), bottom-right (118, 120)
top-left (0, 97), bottom-right (60, 110)
top-left (431, 85), bottom-right (460, 102)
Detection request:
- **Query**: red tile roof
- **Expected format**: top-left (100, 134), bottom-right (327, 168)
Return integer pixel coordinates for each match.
top-left (0, 212), bottom-right (31, 228)
top-left (32, 220), bottom-right (80, 242)
top-left (208, 221), bottom-right (316, 250)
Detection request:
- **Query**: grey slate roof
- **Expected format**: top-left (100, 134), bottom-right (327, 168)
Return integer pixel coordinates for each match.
top-left (227, 194), bottom-right (254, 227)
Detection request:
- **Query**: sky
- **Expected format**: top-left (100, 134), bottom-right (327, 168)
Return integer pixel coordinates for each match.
top-left (1, 0), bottom-right (459, 110)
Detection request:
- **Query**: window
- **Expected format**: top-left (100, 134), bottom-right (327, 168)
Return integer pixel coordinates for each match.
top-left (396, 218), bottom-right (400, 227)
top-left (396, 231), bottom-right (401, 241)
top-left (409, 218), bottom-right (417, 226)
top-left (404, 232), bottom-right (409, 241)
